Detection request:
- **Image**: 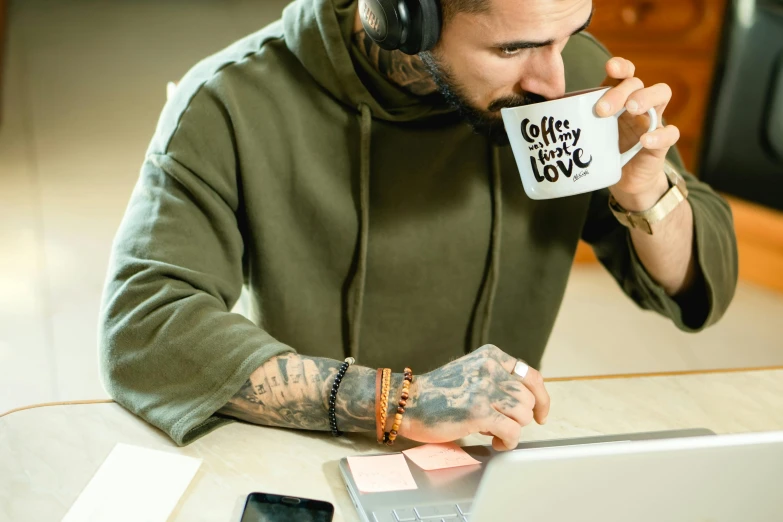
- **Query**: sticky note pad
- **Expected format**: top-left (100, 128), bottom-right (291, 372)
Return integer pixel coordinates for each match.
top-left (403, 442), bottom-right (481, 471)
top-left (347, 454), bottom-right (418, 493)
top-left (62, 443), bottom-right (202, 522)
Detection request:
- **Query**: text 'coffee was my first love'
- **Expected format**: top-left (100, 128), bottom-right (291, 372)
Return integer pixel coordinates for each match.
top-left (521, 116), bottom-right (593, 183)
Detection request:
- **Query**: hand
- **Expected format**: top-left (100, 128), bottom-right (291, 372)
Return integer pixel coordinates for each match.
top-left (596, 57), bottom-right (679, 211)
top-left (400, 345), bottom-right (551, 451)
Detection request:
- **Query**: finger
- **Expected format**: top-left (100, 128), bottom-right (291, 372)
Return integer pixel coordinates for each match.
top-left (499, 379), bottom-right (536, 410)
top-left (244, 368), bottom-right (267, 406)
top-left (641, 125), bottom-right (680, 150)
top-left (479, 347), bottom-right (549, 424)
top-left (624, 82), bottom-right (672, 119)
top-left (286, 355), bottom-right (307, 402)
top-left (262, 357), bottom-right (288, 406)
top-left (596, 76), bottom-right (645, 117)
top-left (607, 57), bottom-right (635, 79)
top-left (482, 408), bottom-right (521, 451)
top-left (492, 437), bottom-right (512, 452)
top-left (520, 367), bottom-right (551, 424)
top-left (493, 382), bottom-right (535, 427)
top-left (302, 358), bottom-right (324, 405)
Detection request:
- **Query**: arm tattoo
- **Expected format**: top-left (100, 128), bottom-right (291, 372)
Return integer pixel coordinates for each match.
top-left (219, 353), bottom-right (402, 433)
top-left (353, 30), bottom-right (438, 97)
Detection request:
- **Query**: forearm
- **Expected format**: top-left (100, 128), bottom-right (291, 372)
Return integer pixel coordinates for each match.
top-left (611, 171), bottom-right (697, 296)
top-left (218, 353), bottom-right (402, 433)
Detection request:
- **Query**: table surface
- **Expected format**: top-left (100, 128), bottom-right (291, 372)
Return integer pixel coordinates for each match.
top-left (2, 368), bottom-right (783, 522)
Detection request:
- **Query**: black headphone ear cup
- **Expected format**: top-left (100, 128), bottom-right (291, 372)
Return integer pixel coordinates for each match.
top-left (362, 0), bottom-right (442, 54)
top-left (361, 0), bottom-right (405, 51)
top-left (417, 0), bottom-right (441, 53)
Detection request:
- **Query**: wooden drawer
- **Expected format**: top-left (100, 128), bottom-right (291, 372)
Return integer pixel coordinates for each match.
top-left (630, 56), bottom-right (713, 137)
top-left (624, 56), bottom-right (715, 171)
top-left (590, 0), bottom-right (726, 54)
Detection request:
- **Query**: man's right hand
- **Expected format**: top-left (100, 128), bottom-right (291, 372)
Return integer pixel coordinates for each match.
top-left (401, 345), bottom-right (551, 451)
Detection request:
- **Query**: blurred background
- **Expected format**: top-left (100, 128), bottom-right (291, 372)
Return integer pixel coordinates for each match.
top-left (1, 0), bottom-right (782, 414)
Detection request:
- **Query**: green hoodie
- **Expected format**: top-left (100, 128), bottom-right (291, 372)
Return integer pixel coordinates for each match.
top-left (99, 0), bottom-right (738, 445)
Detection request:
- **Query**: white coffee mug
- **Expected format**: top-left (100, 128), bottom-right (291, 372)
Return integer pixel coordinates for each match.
top-left (501, 87), bottom-right (658, 200)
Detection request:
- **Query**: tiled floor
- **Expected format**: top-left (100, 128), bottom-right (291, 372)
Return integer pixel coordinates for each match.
top-left (2, 0), bottom-right (782, 415)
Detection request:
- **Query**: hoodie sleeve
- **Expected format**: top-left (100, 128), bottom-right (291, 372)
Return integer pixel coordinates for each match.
top-left (581, 147), bottom-right (739, 331)
top-left (99, 72), bottom-right (294, 445)
top-left (565, 32), bottom-right (739, 330)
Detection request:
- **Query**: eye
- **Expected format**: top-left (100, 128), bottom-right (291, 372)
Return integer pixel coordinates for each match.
top-left (500, 47), bottom-right (521, 57)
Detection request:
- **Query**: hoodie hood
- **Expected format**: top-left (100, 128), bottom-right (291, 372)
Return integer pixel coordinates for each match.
top-left (282, 0), bottom-right (453, 122)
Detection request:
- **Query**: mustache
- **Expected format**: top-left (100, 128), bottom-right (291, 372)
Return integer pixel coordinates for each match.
top-left (487, 92), bottom-right (548, 112)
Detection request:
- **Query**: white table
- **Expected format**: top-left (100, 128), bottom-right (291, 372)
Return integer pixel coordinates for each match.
top-left (2, 368), bottom-right (782, 521)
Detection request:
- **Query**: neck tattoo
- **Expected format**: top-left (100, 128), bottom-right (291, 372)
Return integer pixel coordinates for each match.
top-left (353, 30), bottom-right (438, 97)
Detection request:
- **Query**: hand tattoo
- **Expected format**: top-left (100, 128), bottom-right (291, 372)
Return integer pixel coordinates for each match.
top-left (404, 346), bottom-right (523, 428)
top-left (353, 30), bottom-right (438, 97)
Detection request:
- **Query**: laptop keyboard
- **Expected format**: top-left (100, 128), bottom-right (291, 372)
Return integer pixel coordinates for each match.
top-left (372, 502), bottom-right (472, 521)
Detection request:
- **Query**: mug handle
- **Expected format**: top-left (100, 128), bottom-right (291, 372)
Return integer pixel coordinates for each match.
top-left (617, 107), bottom-right (658, 167)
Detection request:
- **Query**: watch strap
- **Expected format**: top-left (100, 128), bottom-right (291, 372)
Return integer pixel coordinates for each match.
top-left (609, 161), bottom-right (689, 235)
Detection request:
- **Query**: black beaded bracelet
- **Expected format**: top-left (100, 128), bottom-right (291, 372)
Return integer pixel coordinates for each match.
top-left (329, 357), bottom-right (355, 437)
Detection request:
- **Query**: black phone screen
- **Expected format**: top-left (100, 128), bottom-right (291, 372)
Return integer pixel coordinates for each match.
top-left (240, 493), bottom-right (334, 522)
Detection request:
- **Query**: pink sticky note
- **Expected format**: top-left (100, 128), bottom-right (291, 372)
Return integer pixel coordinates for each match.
top-left (402, 442), bottom-right (481, 471)
top-left (347, 454), bottom-right (418, 493)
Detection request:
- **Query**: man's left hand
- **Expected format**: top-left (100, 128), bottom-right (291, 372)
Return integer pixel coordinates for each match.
top-left (596, 57), bottom-right (679, 211)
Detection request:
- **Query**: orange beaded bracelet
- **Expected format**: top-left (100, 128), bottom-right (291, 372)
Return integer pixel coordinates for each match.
top-left (385, 367), bottom-right (413, 445)
top-left (377, 368), bottom-right (392, 444)
top-left (375, 369), bottom-right (383, 443)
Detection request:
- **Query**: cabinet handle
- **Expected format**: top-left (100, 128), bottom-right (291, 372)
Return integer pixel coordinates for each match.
top-left (621, 1), bottom-right (655, 25)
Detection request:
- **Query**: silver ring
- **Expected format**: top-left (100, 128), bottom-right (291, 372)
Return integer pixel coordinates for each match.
top-left (512, 360), bottom-right (529, 380)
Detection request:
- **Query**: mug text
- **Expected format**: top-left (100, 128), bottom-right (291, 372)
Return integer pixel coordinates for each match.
top-left (521, 116), bottom-right (593, 183)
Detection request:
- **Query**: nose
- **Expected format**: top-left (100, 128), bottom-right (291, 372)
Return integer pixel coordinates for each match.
top-left (517, 47), bottom-right (566, 101)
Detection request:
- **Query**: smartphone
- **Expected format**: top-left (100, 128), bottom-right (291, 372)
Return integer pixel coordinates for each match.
top-left (240, 492), bottom-right (334, 522)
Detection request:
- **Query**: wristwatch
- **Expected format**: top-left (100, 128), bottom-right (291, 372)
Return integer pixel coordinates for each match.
top-left (608, 160), bottom-right (689, 235)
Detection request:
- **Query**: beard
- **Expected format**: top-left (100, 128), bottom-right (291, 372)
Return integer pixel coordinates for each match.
top-left (420, 52), bottom-right (547, 145)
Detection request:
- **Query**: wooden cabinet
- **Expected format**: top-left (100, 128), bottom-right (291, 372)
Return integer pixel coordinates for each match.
top-left (574, 0), bottom-right (728, 264)
top-left (589, 0), bottom-right (727, 173)
top-left (589, 0), bottom-right (726, 55)
top-left (576, 1), bottom-right (783, 295)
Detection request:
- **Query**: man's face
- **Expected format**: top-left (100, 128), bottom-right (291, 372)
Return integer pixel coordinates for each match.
top-left (420, 0), bottom-right (594, 144)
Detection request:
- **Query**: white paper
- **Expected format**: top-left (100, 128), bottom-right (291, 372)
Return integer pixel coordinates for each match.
top-left (62, 443), bottom-right (202, 522)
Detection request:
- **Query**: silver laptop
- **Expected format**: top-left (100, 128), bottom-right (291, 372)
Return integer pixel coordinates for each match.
top-left (339, 429), bottom-right (783, 521)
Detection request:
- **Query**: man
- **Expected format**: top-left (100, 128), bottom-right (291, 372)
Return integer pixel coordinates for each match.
top-left (99, 0), bottom-right (737, 450)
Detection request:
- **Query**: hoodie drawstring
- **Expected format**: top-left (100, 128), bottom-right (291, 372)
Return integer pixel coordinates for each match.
top-left (346, 103), bottom-right (373, 361)
top-left (479, 145), bottom-right (503, 346)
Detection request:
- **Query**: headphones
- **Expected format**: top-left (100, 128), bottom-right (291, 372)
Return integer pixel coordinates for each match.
top-left (359, 0), bottom-right (442, 55)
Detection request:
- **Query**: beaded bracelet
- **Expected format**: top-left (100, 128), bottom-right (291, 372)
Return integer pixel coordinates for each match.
top-left (375, 369), bottom-right (383, 443)
top-left (377, 368), bottom-right (392, 444)
top-left (329, 357), bottom-right (355, 437)
top-left (385, 367), bottom-right (413, 445)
